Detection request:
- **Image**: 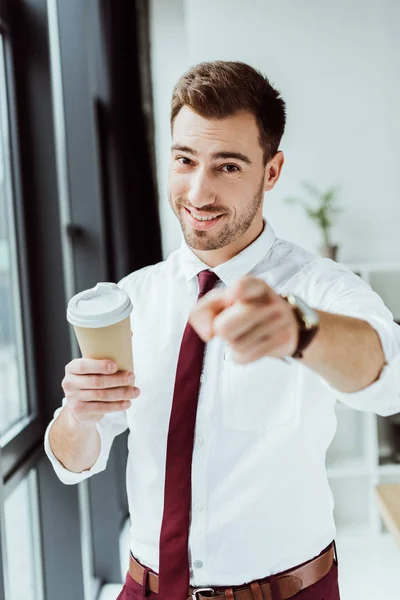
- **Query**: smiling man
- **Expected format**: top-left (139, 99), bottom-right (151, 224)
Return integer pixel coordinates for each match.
top-left (45, 61), bottom-right (400, 600)
top-left (169, 107), bottom-right (271, 263)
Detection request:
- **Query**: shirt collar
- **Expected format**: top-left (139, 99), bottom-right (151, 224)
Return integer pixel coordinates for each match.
top-left (179, 219), bottom-right (276, 287)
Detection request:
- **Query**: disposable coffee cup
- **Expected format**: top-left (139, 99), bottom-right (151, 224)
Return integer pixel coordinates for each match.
top-left (67, 282), bottom-right (133, 372)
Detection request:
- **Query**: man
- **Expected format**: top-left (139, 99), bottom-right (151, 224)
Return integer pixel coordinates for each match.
top-left (45, 61), bottom-right (400, 600)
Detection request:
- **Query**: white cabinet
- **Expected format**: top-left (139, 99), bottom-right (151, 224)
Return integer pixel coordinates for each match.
top-left (325, 262), bottom-right (400, 535)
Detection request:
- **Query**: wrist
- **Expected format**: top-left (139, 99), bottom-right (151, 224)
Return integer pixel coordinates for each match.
top-left (281, 294), bottom-right (320, 359)
top-left (63, 403), bottom-right (99, 430)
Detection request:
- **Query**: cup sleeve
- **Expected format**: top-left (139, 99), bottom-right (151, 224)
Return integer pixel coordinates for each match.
top-left (44, 398), bottom-right (128, 485)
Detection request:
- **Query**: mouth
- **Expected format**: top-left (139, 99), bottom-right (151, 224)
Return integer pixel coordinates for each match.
top-left (183, 207), bottom-right (225, 231)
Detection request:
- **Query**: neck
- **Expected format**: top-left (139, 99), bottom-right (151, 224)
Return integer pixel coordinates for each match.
top-left (190, 217), bottom-right (265, 268)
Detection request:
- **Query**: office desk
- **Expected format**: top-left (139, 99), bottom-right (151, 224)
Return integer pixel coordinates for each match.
top-left (375, 484), bottom-right (400, 549)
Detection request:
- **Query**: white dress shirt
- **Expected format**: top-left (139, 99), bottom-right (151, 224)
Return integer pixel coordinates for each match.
top-left (45, 220), bottom-right (400, 587)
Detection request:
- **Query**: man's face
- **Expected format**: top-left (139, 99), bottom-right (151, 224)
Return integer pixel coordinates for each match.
top-left (168, 107), bottom-right (274, 253)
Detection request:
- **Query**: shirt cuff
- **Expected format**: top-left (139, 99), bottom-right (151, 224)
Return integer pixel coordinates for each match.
top-left (362, 315), bottom-right (399, 365)
top-left (319, 354), bottom-right (400, 416)
top-left (318, 312), bottom-right (400, 415)
top-left (44, 403), bottom-right (112, 485)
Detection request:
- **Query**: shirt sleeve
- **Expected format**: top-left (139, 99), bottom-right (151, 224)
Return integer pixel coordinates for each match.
top-left (45, 273), bottom-right (136, 484)
top-left (44, 400), bottom-right (129, 485)
top-left (303, 259), bottom-right (400, 415)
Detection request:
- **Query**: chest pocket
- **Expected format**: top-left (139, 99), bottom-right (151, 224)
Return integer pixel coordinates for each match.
top-left (220, 345), bottom-right (300, 432)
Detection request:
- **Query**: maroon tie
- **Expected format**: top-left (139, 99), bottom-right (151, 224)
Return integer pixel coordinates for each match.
top-left (158, 270), bottom-right (220, 600)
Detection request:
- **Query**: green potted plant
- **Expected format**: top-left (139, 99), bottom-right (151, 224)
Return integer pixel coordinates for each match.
top-left (284, 182), bottom-right (343, 260)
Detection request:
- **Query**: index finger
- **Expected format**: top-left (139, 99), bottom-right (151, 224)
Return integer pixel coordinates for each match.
top-left (67, 358), bottom-right (118, 375)
top-left (189, 288), bottom-right (229, 341)
top-left (226, 276), bottom-right (277, 305)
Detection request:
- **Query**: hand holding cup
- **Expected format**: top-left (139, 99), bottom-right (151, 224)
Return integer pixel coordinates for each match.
top-left (65, 282), bottom-right (139, 424)
top-left (62, 358), bottom-right (140, 425)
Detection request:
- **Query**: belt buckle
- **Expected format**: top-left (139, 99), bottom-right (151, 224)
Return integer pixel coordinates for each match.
top-left (191, 587), bottom-right (215, 599)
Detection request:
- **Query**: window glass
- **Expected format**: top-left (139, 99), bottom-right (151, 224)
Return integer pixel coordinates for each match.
top-left (0, 35), bottom-right (28, 437)
top-left (4, 470), bottom-right (44, 600)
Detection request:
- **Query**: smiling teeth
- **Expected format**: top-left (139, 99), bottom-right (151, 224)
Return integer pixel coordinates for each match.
top-left (190, 212), bottom-right (219, 221)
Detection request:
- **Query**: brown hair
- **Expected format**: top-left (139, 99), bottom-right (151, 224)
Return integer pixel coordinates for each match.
top-left (171, 61), bottom-right (286, 165)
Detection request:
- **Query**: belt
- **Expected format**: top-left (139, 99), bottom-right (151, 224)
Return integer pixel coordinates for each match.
top-left (129, 542), bottom-right (335, 600)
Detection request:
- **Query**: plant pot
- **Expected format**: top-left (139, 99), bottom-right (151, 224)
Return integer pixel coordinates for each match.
top-left (319, 245), bottom-right (338, 261)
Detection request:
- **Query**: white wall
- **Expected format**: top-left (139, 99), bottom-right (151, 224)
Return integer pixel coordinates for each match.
top-left (149, 0), bottom-right (189, 257)
top-left (150, 0), bottom-right (400, 263)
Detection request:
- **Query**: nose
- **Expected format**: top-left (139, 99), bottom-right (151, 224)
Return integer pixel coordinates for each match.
top-left (187, 169), bottom-right (216, 208)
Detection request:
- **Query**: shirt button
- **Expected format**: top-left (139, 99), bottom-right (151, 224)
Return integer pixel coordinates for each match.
top-left (195, 503), bottom-right (204, 512)
top-left (196, 436), bottom-right (204, 446)
top-left (200, 374), bottom-right (206, 383)
top-left (194, 560), bottom-right (203, 569)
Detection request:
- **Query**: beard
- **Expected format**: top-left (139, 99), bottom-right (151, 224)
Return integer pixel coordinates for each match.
top-left (169, 175), bottom-right (265, 251)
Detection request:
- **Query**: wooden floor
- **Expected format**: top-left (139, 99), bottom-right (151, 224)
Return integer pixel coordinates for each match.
top-left (375, 484), bottom-right (400, 549)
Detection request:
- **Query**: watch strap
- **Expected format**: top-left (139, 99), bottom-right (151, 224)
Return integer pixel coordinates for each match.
top-left (290, 305), bottom-right (319, 358)
top-left (282, 295), bottom-right (319, 359)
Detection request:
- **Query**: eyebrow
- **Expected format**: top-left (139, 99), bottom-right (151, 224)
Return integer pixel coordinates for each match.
top-left (171, 144), bottom-right (252, 165)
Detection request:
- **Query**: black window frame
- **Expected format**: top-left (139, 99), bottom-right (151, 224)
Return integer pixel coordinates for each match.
top-left (1, 0), bottom-right (86, 598)
top-left (0, 0), bottom-right (44, 487)
top-left (0, 0), bottom-right (162, 597)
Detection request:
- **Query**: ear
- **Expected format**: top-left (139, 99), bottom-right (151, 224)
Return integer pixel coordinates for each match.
top-left (264, 151), bottom-right (284, 192)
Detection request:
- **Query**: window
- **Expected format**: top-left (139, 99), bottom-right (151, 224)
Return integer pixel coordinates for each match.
top-left (0, 33), bottom-right (28, 439)
top-left (0, 1), bottom-right (161, 597)
top-left (3, 470), bottom-right (44, 600)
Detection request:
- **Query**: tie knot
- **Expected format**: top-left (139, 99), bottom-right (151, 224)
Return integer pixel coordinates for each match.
top-left (197, 270), bottom-right (219, 297)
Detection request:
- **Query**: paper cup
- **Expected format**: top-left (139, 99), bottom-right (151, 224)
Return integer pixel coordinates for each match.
top-left (67, 282), bottom-right (133, 372)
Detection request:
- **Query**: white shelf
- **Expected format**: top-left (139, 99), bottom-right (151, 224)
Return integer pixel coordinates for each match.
top-left (327, 262), bottom-right (400, 540)
top-left (378, 463), bottom-right (400, 476)
top-left (327, 456), bottom-right (371, 478)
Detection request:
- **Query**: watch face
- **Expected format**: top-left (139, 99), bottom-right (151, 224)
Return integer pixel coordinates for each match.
top-left (290, 295), bottom-right (320, 328)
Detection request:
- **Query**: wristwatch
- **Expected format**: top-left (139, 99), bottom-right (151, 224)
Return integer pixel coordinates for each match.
top-left (281, 293), bottom-right (320, 359)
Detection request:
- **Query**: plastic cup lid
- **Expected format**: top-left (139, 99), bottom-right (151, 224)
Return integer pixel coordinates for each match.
top-left (67, 282), bottom-right (133, 328)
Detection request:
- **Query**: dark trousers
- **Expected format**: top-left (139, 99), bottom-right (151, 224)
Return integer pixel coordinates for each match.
top-left (117, 550), bottom-right (340, 600)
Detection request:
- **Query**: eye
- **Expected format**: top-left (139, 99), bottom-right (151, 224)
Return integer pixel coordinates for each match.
top-left (176, 156), bottom-right (192, 165)
top-left (220, 164), bottom-right (240, 173)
